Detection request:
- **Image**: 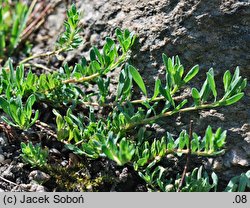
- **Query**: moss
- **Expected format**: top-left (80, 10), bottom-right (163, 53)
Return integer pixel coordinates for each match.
top-left (43, 163), bottom-right (105, 191)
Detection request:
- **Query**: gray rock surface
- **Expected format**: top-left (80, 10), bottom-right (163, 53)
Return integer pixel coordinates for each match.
top-left (78, 0), bottom-right (250, 182)
top-left (29, 170), bottom-right (51, 184)
top-left (12, 184), bottom-right (47, 192)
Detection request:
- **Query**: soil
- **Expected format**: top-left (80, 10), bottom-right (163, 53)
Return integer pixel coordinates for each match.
top-left (0, 0), bottom-right (249, 192)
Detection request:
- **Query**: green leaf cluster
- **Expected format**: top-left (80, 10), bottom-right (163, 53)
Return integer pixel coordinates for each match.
top-left (21, 142), bottom-right (48, 168)
top-left (133, 126), bottom-right (227, 172)
top-left (102, 136), bottom-right (135, 166)
top-left (52, 51), bottom-right (247, 192)
top-left (180, 166), bottom-right (218, 192)
top-left (0, 60), bottom-right (84, 106)
top-left (57, 4), bottom-right (83, 51)
top-left (0, 94), bottom-right (38, 130)
top-left (63, 28), bottom-right (136, 83)
top-left (192, 67), bottom-right (246, 106)
top-left (112, 55), bottom-right (246, 130)
top-left (224, 170), bottom-right (250, 192)
top-left (116, 28), bottom-right (136, 53)
top-left (138, 165), bottom-right (218, 192)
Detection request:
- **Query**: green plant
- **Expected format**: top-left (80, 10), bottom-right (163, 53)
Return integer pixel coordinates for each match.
top-left (178, 166), bottom-right (218, 192)
top-left (51, 53), bottom-right (247, 191)
top-left (138, 165), bottom-right (218, 192)
top-left (0, 94), bottom-right (39, 130)
top-left (224, 170), bottom-right (250, 192)
top-left (0, 0), bottom-right (31, 61)
top-left (56, 3), bottom-right (82, 51)
top-left (19, 3), bottom-right (83, 65)
top-left (21, 142), bottom-right (48, 168)
top-left (0, 3), bottom-right (247, 192)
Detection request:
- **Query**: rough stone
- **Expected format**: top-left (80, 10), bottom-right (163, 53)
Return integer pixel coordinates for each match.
top-left (0, 154), bottom-right (5, 163)
top-left (28, 170), bottom-right (51, 184)
top-left (49, 148), bottom-right (61, 157)
top-left (18, 184), bottom-right (47, 192)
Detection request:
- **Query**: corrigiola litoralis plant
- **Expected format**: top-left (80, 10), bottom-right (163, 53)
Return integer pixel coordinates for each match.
top-left (0, 3), bottom-right (249, 192)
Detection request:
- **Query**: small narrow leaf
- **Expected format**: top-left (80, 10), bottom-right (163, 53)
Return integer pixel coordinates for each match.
top-left (183, 65), bottom-right (199, 83)
top-left (162, 53), bottom-right (168, 72)
top-left (159, 84), bottom-right (175, 107)
top-left (174, 99), bottom-right (188, 111)
top-left (223, 92), bottom-right (244, 106)
top-left (205, 126), bottom-right (213, 152)
top-left (231, 66), bottom-right (240, 82)
top-left (25, 94), bottom-right (36, 118)
top-left (167, 57), bottom-right (174, 74)
top-left (199, 79), bottom-right (211, 102)
top-left (223, 70), bottom-right (231, 92)
top-left (240, 78), bottom-right (247, 91)
top-left (211, 172), bottom-right (218, 191)
top-left (152, 79), bottom-right (161, 100)
top-left (0, 97), bottom-right (9, 114)
top-left (129, 65), bottom-right (147, 96)
top-left (207, 70), bottom-right (217, 101)
top-left (192, 88), bottom-right (201, 106)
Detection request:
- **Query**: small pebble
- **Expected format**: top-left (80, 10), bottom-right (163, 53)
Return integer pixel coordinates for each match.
top-left (2, 169), bottom-right (14, 180)
top-left (49, 148), bottom-right (61, 156)
top-left (0, 134), bottom-right (8, 145)
top-left (212, 157), bottom-right (224, 171)
top-left (165, 184), bottom-right (174, 192)
top-left (17, 163), bottom-right (24, 168)
top-left (19, 184), bottom-right (47, 192)
top-left (2, 159), bottom-right (11, 164)
top-left (0, 154), bottom-right (5, 163)
top-left (29, 170), bottom-right (50, 184)
top-left (61, 160), bottom-right (68, 167)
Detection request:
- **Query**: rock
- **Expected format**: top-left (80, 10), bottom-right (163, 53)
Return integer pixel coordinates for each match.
top-left (0, 133), bottom-right (8, 145)
top-left (1, 159), bottom-right (11, 164)
top-left (28, 170), bottom-right (50, 184)
top-left (61, 160), bottom-right (68, 167)
top-left (1, 168), bottom-right (14, 181)
top-left (18, 184), bottom-right (47, 192)
top-left (212, 157), bottom-right (224, 171)
top-left (224, 149), bottom-right (249, 167)
top-left (118, 167), bottom-right (130, 182)
top-left (0, 154), bottom-right (5, 163)
top-left (49, 148), bottom-right (61, 157)
top-left (68, 153), bottom-right (80, 167)
top-left (16, 163), bottom-right (24, 169)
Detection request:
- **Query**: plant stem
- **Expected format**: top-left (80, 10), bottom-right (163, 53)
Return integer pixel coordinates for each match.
top-left (24, 63), bottom-right (53, 72)
top-left (19, 47), bottom-right (66, 65)
top-left (79, 94), bottom-right (188, 109)
top-left (177, 120), bottom-right (193, 192)
top-left (26, 0), bottom-right (38, 20)
top-left (124, 103), bottom-right (219, 130)
top-left (62, 72), bottom-right (100, 84)
top-left (35, 120), bottom-right (57, 138)
top-left (130, 94), bottom-right (188, 105)
top-left (62, 53), bottom-right (128, 84)
top-left (165, 148), bottom-right (224, 157)
top-left (0, 175), bottom-right (19, 187)
top-left (140, 147), bottom-right (224, 170)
